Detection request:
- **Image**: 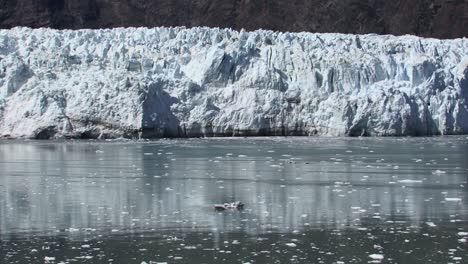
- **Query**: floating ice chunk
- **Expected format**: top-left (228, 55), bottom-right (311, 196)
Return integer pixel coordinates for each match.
top-left (458, 232), bottom-right (468, 236)
top-left (398, 180), bottom-right (423, 184)
top-left (285, 243), bottom-right (297, 247)
top-left (369, 254), bottom-right (384, 260)
top-left (432, 170), bottom-right (446, 174)
top-left (426, 222), bottom-right (437, 227)
top-left (445, 198), bottom-right (462, 202)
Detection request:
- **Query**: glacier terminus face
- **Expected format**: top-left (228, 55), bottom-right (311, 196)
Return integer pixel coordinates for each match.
top-left (0, 27), bottom-right (467, 139)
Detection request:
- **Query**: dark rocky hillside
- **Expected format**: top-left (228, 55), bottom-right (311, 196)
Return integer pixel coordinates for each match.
top-left (0, 0), bottom-right (467, 38)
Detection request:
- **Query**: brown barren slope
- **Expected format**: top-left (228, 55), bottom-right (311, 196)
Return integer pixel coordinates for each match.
top-left (0, 0), bottom-right (467, 38)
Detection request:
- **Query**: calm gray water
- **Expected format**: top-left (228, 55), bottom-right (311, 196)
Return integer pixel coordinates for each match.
top-left (0, 137), bottom-right (467, 263)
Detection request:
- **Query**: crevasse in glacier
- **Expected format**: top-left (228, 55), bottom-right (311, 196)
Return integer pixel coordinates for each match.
top-left (0, 27), bottom-right (467, 139)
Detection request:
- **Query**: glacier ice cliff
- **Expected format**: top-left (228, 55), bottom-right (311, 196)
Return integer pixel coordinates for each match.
top-left (0, 27), bottom-right (467, 139)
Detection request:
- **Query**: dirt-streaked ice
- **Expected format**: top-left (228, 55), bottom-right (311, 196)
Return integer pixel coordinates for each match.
top-left (0, 27), bottom-right (467, 139)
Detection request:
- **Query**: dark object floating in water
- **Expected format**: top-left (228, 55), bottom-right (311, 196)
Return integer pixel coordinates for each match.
top-left (214, 202), bottom-right (244, 211)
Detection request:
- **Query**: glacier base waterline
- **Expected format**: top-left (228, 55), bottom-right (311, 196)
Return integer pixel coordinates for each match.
top-left (0, 27), bottom-right (467, 139)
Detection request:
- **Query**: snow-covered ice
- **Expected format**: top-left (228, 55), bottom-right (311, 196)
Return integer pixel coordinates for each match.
top-left (0, 27), bottom-right (467, 139)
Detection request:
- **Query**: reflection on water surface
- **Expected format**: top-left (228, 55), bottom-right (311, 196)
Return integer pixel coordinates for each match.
top-left (0, 137), bottom-right (467, 263)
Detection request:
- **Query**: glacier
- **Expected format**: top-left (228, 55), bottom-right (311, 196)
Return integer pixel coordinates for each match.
top-left (0, 27), bottom-right (467, 139)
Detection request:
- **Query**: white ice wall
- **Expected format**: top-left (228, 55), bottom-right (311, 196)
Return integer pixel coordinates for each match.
top-left (0, 27), bottom-right (467, 138)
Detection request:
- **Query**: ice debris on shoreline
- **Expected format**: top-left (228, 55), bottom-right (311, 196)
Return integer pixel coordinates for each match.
top-left (0, 27), bottom-right (467, 139)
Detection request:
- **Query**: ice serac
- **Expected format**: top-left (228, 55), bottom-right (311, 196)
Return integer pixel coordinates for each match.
top-left (0, 27), bottom-right (467, 139)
